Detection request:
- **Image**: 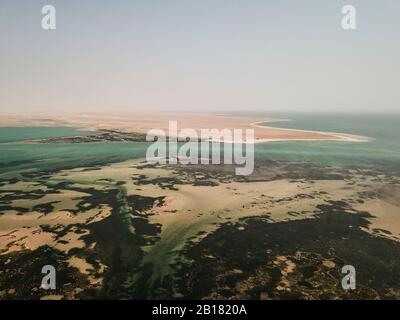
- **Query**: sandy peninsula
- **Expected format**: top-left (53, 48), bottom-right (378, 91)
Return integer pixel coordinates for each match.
top-left (0, 112), bottom-right (367, 143)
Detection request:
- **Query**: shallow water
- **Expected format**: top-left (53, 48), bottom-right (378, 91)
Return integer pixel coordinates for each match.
top-left (253, 113), bottom-right (400, 167)
top-left (0, 127), bottom-right (92, 143)
top-left (0, 113), bottom-right (399, 178)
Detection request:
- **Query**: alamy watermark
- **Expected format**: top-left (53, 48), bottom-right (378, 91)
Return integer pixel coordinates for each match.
top-left (341, 265), bottom-right (356, 290)
top-left (41, 265), bottom-right (56, 290)
top-left (341, 5), bottom-right (357, 30)
top-left (41, 5), bottom-right (56, 30)
top-left (145, 121), bottom-right (255, 176)
top-left (41, 4), bottom-right (356, 31)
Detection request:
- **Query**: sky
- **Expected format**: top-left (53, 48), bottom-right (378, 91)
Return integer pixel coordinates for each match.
top-left (0, 0), bottom-right (399, 113)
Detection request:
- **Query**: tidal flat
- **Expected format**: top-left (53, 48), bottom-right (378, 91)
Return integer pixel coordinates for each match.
top-left (1, 157), bottom-right (400, 299)
top-left (1, 113), bottom-right (400, 300)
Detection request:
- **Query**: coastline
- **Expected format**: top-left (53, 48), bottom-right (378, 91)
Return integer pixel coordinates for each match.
top-left (251, 120), bottom-right (369, 143)
top-left (0, 113), bottom-right (369, 144)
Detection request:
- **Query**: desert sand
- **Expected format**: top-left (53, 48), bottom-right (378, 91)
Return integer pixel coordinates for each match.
top-left (0, 112), bottom-right (367, 143)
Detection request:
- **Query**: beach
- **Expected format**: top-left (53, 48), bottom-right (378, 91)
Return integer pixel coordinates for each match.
top-left (0, 112), bottom-right (368, 143)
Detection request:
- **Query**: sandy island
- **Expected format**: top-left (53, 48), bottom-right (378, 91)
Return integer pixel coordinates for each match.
top-left (0, 112), bottom-right (368, 143)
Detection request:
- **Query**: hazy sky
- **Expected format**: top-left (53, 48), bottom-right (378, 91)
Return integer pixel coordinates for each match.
top-left (0, 0), bottom-right (399, 113)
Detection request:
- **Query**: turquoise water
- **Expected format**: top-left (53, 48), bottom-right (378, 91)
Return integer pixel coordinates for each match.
top-left (0, 141), bottom-right (150, 178)
top-left (0, 127), bottom-right (92, 143)
top-left (0, 114), bottom-right (399, 179)
top-left (0, 127), bottom-right (150, 179)
top-left (253, 113), bottom-right (400, 167)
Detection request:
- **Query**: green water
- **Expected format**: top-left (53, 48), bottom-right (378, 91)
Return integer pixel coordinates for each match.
top-left (0, 114), bottom-right (399, 179)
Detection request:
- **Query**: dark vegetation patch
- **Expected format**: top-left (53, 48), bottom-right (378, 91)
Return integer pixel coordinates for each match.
top-left (0, 205), bottom-right (29, 214)
top-left (176, 202), bottom-right (400, 300)
top-left (0, 246), bottom-right (88, 300)
top-left (0, 189), bottom-right (47, 202)
top-left (0, 176), bottom-right (165, 300)
top-left (133, 175), bottom-right (183, 190)
top-left (77, 190), bottom-right (164, 299)
top-left (30, 130), bottom-right (147, 144)
top-left (32, 201), bottom-right (60, 215)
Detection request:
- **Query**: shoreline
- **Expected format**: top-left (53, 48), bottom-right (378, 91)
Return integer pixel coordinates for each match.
top-left (251, 120), bottom-right (369, 143)
top-left (0, 113), bottom-right (370, 144)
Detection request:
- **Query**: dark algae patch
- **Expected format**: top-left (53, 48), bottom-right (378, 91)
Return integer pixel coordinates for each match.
top-left (30, 130), bottom-right (147, 144)
top-left (0, 246), bottom-right (87, 300)
top-left (78, 188), bottom-right (165, 299)
top-left (176, 201), bottom-right (400, 300)
top-left (0, 175), bottom-right (165, 299)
